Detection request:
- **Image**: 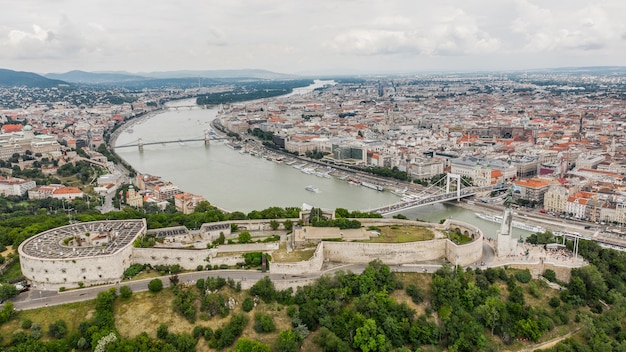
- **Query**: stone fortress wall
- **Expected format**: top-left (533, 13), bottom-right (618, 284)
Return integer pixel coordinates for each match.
top-left (18, 219), bottom-right (146, 290)
top-left (18, 216), bottom-right (576, 290)
top-left (271, 218), bottom-right (485, 275)
top-left (132, 243), bottom-right (280, 269)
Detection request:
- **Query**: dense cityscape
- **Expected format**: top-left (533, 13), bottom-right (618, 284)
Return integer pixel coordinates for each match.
top-left (4, 70), bottom-right (626, 228)
top-left (1, 68), bottom-right (626, 351)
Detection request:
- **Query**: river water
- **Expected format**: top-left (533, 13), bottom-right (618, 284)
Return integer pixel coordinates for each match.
top-left (114, 87), bottom-right (532, 240)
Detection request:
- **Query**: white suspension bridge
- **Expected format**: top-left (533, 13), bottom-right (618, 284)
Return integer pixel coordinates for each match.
top-left (369, 174), bottom-right (507, 215)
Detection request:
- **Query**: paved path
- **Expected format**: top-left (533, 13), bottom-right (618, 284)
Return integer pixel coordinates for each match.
top-left (10, 262), bottom-right (450, 311)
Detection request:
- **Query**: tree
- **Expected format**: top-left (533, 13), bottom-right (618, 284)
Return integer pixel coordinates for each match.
top-left (148, 278), bottom-right (163, 293)
top-left (0, 284), bottom-right (19, 302)
top-left (269, 220), bottom-right (280, 231)
top-left (283, 219), bottom-right (293, 231)
top-left (238, 231), bottom-right (252, 244)
top-left (315, 327), bottom-right (350, 352)
top-left (0, 301), bottom-right (14, 324)
top-left (276, 330), bottom-right (300, 352)
top-left (353, 319), bottom-right (389, 352)
top-left (253, 312), bottom-right (276, 333)
top-left (476, 296), bottom-right (505, 336)
top-left (250, 276), bottom-right (275, 303)
top-left (571, 265), bottom-right (607, 302)
top-left (242, 297), bottom-right (254, 312)
top-left (194, 201), bottom-right (213, 213)
top-left (214, 232), bottom-right (226, 245)
top-left (47, 319), bottom-right (67, 339)
top-left (234, 338), bottom-right (271, 352)
top-left (543, 269), bottom-right (557, 282)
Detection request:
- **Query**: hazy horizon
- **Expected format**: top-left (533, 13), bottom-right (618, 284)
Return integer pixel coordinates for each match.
top-left (2, 1), bottom-right (625, 75)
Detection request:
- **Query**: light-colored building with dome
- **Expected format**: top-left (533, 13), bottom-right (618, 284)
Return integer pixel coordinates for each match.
top-left (0, 124), bottom-right (61, 160)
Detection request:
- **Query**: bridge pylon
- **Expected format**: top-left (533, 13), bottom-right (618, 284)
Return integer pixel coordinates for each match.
top-left (138, 138), bottom-right (143, 152)
top-left (204, 130), bottom-right (210, 145)
top-left (446, 174), bottom-right (461, 201)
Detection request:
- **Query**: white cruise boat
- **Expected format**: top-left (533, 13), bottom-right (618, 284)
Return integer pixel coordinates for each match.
top-left (475, 213), bottom-right (545, 233)
top-left (305, 185), bottom-right (320, 193)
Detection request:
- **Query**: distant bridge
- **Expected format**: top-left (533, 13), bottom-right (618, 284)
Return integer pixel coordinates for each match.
top-left (115, 132), bottom-right (228, 150)
top-left (369, 174), bottom-right (507, 215)
top-left (166, 105), bottom-right (204, 110)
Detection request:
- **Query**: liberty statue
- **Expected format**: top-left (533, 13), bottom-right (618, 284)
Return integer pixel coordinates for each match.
top-left (503, 184), bottom-right (514, 209)
top-left (497, 183), bottom-right (515, 257)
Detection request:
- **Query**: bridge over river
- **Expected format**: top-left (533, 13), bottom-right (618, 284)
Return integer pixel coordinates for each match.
top-left (115, 132), bottom-right (228, 150)
top-left (369, 174), bottom-right (507, 215)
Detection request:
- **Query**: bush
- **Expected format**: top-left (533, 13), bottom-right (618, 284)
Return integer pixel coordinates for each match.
top-left (543, 269), bottom-right (557, 282)
top-left (48, 319), bottom-right (67, 339)
top-left (242, 297), bottom-right (254, 312)
top-left (235, 338), bottom-right (271, 352)
top-left (253, 312), bottom-right (276, 333)
top-left (406, 284), bottom-right (424, 304)
top-left (528, 281), bottom-right (541, 298)
top-left (119, 285), bottom-right (133, 299)
top-left (30, 324), bottom-right (42, 340)
top-left (549, 296), bottom-right (561, 308)
top-left (204, 327), bottom-right (213, 340)
top-left (210, 313), bottom-right (249, 349)
top-left (277, 329), bottom-right (300, 352)
top-left (192, 325), bottom-right (204, 339)
top-left (515, 269), bottom-right (532, 283)
top-left (21, 319), bottom-right (32, 329)
top-left (196, 278), bottom-right (205, 292)
top-left (315, 327), bottom-right (350, 352)
top-left (156, 324), bottom-right (169, 339)
top-left (148, 278), bottom-right (163, 293)
top-left (123, 263), bottom-right (146, 279)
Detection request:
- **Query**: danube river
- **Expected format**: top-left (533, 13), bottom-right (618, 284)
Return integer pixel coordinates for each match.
top-left (114, 93), bottom-right (532, 239)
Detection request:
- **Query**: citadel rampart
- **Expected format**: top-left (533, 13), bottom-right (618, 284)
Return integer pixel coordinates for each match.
top-left (18, 219), bottom-right (146, 290)
top-left (18, 217), bottom-right (577, 290)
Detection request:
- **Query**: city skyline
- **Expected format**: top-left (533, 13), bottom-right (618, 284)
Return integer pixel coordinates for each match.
top-left (1, 0), bottom-right (625, 75)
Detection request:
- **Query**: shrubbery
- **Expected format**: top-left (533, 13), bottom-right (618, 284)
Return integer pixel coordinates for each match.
top-left (148, 278), bottom-right (163, 293)
top-left (242, 297), bottom-right (254, 312)
top-left (209, 313), bottom-right (249, 349)
top-left (253, 312), bottom-right (276, 333)
top-left (406, 284), bottom-right (424, 304)
top-left (515, 269), bottom-right (532, 283)
top-left (119, 285), bottom-right (133, 299)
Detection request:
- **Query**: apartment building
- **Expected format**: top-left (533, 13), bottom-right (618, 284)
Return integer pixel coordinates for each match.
top-left (0, 177), bottom-right (36, 196)
top-left (513, 178), bottom-right (550, 204)
top-left (543, 185), bottom-right (569, 213)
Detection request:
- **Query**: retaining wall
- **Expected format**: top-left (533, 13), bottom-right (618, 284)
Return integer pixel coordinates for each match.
top-left (270, 242), bottom-right (325, 275)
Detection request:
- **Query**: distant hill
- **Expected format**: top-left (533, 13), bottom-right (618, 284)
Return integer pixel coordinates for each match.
top-left (44, 70), bottom-right (147, 84)
top-left (0, 68), bottom-right (68, 88)
top-left (140, 69), bottom-right (296, 80)
top-left (41, 69), bottom-right (297, 88)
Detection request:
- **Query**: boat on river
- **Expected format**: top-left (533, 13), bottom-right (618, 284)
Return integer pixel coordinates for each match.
top-left (361, 181), bottom-right (384, 191)
top-left (475, 213), bottom-right (545, 233)
top-left (305, 185), bottom-right (320, 193)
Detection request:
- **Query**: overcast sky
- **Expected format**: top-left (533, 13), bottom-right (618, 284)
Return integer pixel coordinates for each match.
top-left (1, 0), bottom-right (625, 75)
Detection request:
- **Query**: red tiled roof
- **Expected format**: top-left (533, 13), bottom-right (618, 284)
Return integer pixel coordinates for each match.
top-left (1, 124), bottom-right (23, 133)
